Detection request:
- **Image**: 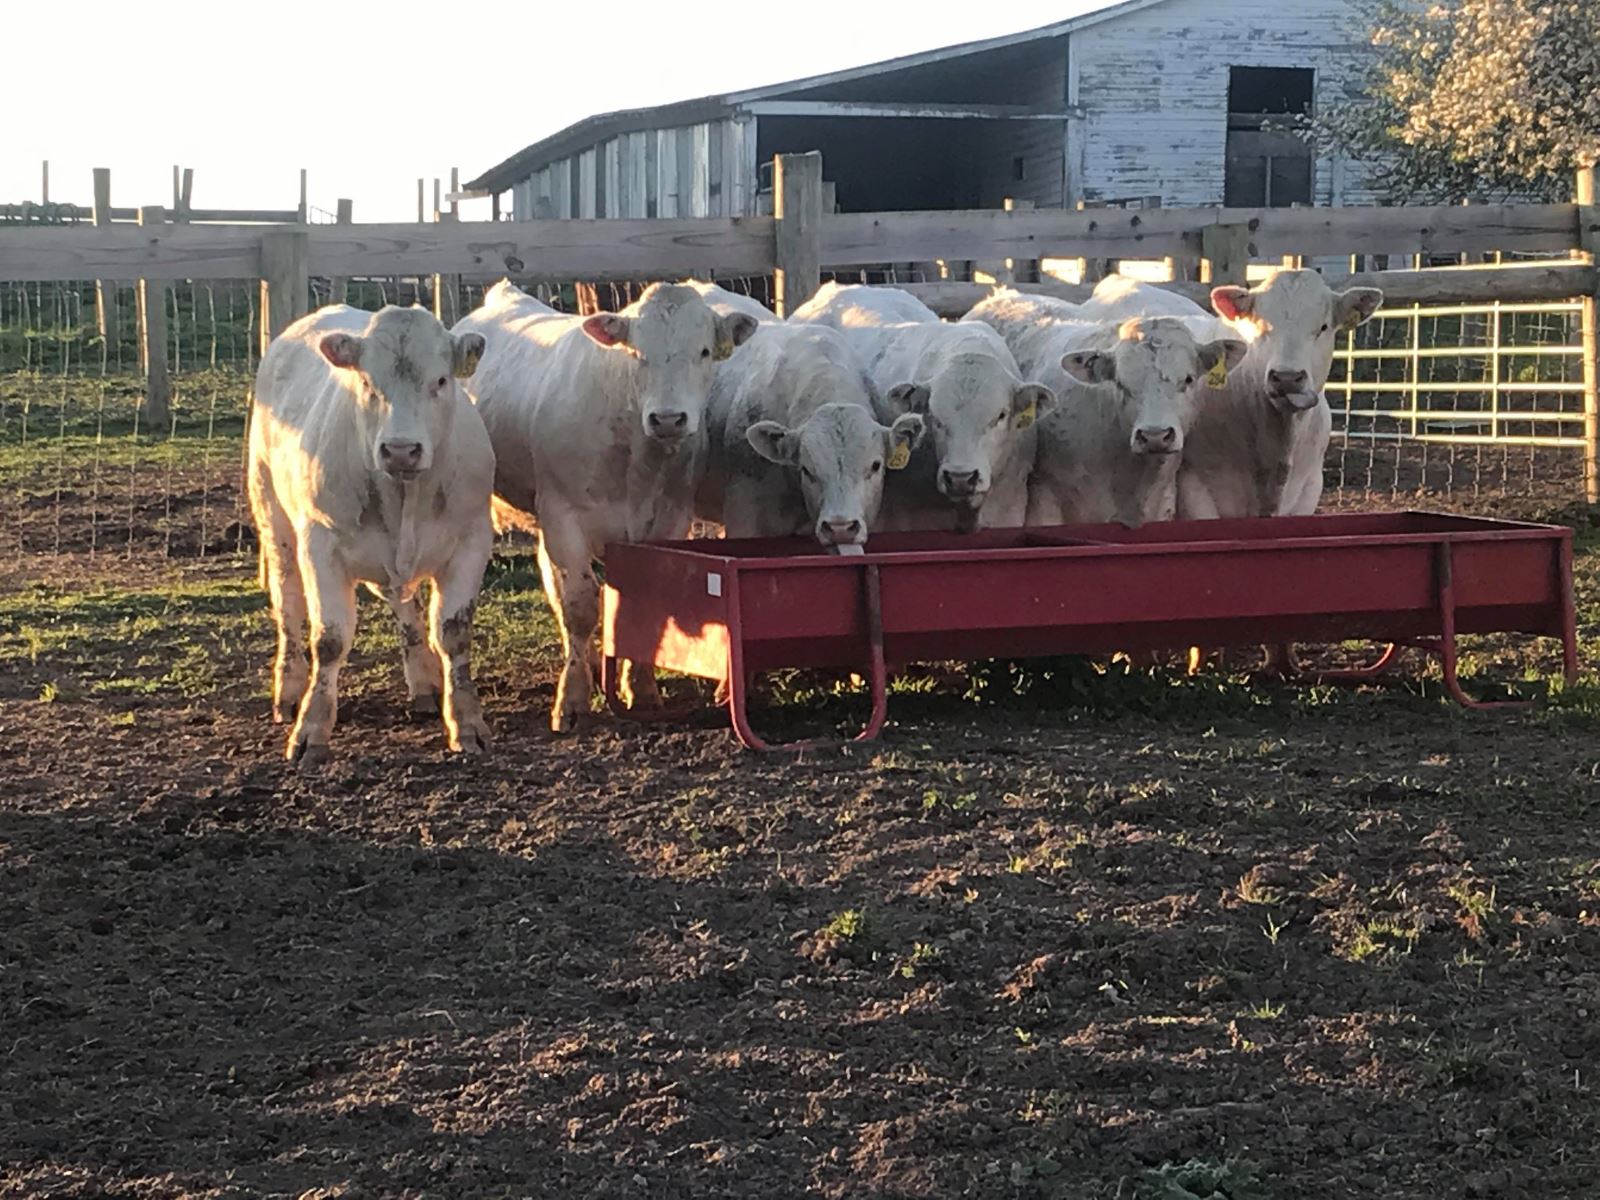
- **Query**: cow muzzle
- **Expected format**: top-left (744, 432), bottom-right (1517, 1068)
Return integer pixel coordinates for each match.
top-left (1267, 368), bottom-right (1320, 412)
top-left (1132, 424), bottom-right (1181, 455)
top-left (937, 467), bottom-right (986, 500)
top-left (644, 409), bottom-right (692, 442)
top-left (817, 516), bottom-right (866, 548)
top-left (379, 440), bottom-right (426, 479)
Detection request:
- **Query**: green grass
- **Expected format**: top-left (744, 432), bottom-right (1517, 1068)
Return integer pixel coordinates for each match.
top-left (0, 549), bottom-right (561, 709)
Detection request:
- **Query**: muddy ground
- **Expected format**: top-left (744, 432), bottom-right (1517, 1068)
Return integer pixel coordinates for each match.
top-left (3, 529), bottom-right (1600, 1199)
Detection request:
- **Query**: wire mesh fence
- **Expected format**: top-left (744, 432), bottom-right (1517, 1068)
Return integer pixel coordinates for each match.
top-left (1325, 300), bottom-right (1586, 512)
top-left (1, 271), bottom-right (1589, 589)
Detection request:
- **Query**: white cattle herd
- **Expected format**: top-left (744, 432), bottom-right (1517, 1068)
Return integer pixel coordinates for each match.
top-left (248, 269), bottom-right (1382, 762)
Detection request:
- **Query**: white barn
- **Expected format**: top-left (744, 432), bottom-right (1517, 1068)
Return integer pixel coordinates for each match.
top-left (468, 0), bottom-right (1379, 220)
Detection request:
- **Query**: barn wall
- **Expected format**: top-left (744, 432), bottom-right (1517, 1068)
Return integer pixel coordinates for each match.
top-left (504, 117), bottom-right (752, 222)
top-left (1073, 0), bottom-right (1378, 208)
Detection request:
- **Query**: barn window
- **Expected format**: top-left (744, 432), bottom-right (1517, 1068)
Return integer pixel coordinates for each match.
top-left (1012, 157), bottom-right (1026, 183)
top-left (1225, 66), bottom-right (1315, 208)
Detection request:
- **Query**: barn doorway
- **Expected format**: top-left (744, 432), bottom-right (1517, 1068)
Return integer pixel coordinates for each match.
top-left (1225, 66), bottom-right (1315, 207)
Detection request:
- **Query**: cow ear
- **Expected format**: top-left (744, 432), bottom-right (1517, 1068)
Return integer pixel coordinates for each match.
top-left (1211, 286), bottom-right (1254, 322)
top-left (320, 332), bottom-right (363, 369)
top-left (1335, 287), bottom-right (1384, 331)
top-left (1197, 337), bottom-right (1248, 386)
top-left (451, 332), bottom-right (486, 379)
top-left (582, 313), bottom-right (632, 348)
top-left (715, 312), bottom-right (760, 359)
top-left (885, 413), bottom-right (925, 469)
top-left (885, 382), bottom-right (931, 415)
top-left (746, 420), bottom-right (796, 465)
top-left (1011, 383), bottom-right (1054, 429)
top-left (1061, 351), bottom-right (1114, 386)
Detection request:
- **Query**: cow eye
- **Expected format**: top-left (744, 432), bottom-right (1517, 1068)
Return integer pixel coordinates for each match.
top-left (436, 376), bottom-right (448, 390)
top-left (1184, 375), bottom-right (1195, 388)
top-left (701, 347), bottom-right (712, 359)
top-left (869, 460), bottom-right (882, 474)
top-left (1319, 323), bottom-right (1331, 335)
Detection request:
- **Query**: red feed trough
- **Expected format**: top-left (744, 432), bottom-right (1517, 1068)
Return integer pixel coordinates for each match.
top-left (601, 512), bottom-right (1579, 751)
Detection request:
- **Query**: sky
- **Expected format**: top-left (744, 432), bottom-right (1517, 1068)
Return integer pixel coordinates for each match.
top-left (4, 0), bottom-right (1112, 223)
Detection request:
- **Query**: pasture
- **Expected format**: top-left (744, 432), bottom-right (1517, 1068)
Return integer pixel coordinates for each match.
top-left (3, 358), bottom-right (1599, 1199)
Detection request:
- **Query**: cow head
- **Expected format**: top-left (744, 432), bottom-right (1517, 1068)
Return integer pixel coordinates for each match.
top-left (1060, 317), bottom-right (1247, 456)
top-left (884, 352), bottom-right (1055, 513)
top-left (580, 283), bottom-right (759, 443)
top-left (319, 306), bottom-right (484, 480)
top-left (1211, 269), bottom-right (1383, 414)
top-left (747, 404), bottom-right (925, 548)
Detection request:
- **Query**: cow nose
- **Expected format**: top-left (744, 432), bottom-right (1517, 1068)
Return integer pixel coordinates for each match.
top-left (380, 441), bottom-right (423, 472)
top-left (647, 410), bottom-right (689, 438)
top-left (1133, 425), bottom-right (1179, 454)
top-left (820, 518), bottom-right (864, 544)
top-left (1267, 368), bottom-right (1310, 395)
top-left (939, 468), bottom-right (982, 497)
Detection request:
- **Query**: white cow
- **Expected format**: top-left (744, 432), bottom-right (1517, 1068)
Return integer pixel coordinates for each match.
top-left (1078, 271), bottom-right (1382, 518)
top-left (792, 284), bottom-right (1054, 531)
top-left (788, 280), bottom-right (940, 328)
top-left (695, 323), bottom-right (925, 548)
top-left (248, 305), bottom-right (494, 766)
top-left (682, 280), bottom-right (780, 325)
top-left (454, 280), bottom-right (759, 732)
top-left (964, 288), bottom-right (1246, 526)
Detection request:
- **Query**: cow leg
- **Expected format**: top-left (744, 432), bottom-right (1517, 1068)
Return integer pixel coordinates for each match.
top-left (263, 525), bottom-right (309, 726)
top-left (288, 532), bottom-right (357, 768)
top-left (430, 527), bottom-right (493, 754)
top-left (618, 659), bottom-right (662, 712)
top-left (253, 480), bottom-right (308, 725)
top-left (390, 590), bottom-right (444, 718)
top-left (537, 518), bottom-right (600, 734)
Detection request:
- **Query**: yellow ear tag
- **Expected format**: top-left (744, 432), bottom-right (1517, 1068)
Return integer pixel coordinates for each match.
top-left (1013, 402), bottom-right (1037, 431)
top-left (713, 340), bottom-right (735, 362)
top-left (1206, 359), bottom-right (1229, 388)
top-left (887, 442), bottom-right (911, 470)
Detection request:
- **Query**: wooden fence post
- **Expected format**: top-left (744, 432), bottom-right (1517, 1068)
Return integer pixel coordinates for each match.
top-left (1577, 165), bottom-right (1599, 504)
top-left (260, 228), bottom-right (310, 358)
top-left (331, 198), bottom-right (353, 304)
top-left (773, 152), bottom-right (823, 317)
top-left (434, 172), bottom-right (462, 325)
top-left (1201, 222), bottom-right (1251, 287)
top-left (92, 168), bottom-right (119, 349)
top-left (1076, 200), bottom-right (1109, 284)
top-left (135, 206), bottom-right (171, 433)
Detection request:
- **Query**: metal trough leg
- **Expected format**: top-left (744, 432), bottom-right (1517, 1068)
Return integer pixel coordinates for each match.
top-left (1312, 642), bottom-right (1404, 683)
top-left (726, 564), bottom-right (889, 753)
top-left (1430, 542), bottom-right (1537, 712)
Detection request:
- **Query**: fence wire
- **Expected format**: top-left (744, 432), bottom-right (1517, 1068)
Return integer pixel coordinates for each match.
top-left (1, 271), bottom-right (1588, 588)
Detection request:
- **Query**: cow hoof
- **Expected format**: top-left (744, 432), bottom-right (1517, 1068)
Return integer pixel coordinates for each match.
top-left (290, 740), bottom-right (331, 770)
top-left (452, 727), bottom-right (490, 755)
top-left (410, 691), bottom-right (442, 720)
top-left (551, 709), bottom-right (581, 735)
top-left (273, 704), bottom-right (295, 725)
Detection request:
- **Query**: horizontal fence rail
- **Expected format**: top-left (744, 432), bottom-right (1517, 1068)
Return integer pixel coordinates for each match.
top-left (2, 205), bottom-right (1598, 283)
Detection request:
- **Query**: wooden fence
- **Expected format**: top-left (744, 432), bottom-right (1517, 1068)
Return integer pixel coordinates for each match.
top-left (2, 153), bottom-right (1598, 498)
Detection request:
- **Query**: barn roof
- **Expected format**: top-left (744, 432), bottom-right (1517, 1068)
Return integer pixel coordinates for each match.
top-left (466, 0), bottom-right (1172, 194)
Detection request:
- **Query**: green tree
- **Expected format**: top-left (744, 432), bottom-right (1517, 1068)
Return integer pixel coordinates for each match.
top-left (1309, 0), bottom-right (1600, 201)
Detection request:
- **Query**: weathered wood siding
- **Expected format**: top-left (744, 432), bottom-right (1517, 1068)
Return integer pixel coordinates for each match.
top-left (1072, 0), bottom-right (1378, 208)
top-left (511, 119), bottom-right (753, 221)
top-left (973, 42), bottom-right (1069, 209)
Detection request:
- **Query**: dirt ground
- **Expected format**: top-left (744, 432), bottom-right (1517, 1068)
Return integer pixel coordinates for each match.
top-left (2, 424), bottom-right (1599, 1199)
top-left (3, 522), bottom-right (1600, 1199)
